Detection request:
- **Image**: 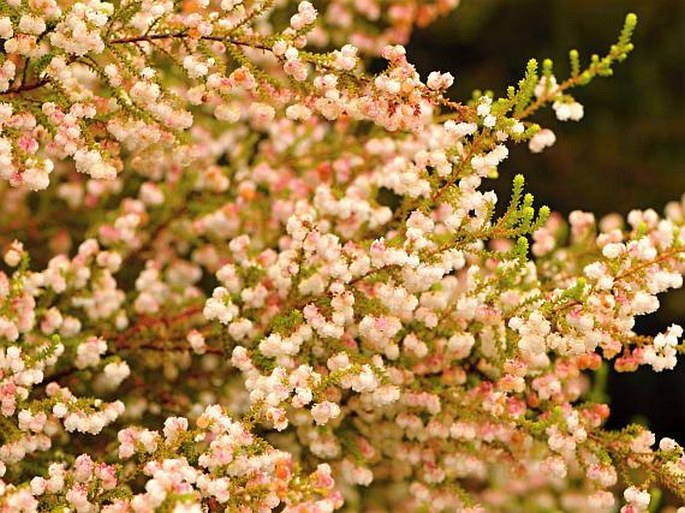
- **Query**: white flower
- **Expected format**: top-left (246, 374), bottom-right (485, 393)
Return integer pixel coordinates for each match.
top-left (528, 128), bottom-right (556, 153)
top-left (73, 149), bottom-right (116, 180)
top-left (553, 100), bottom-right (584, 121)
top-left (19, 14), bottom-right (46, 35)
top-left (0, 17), bottom-right (13, 39)
top-left (103, 361), bottom-right (131, 387)
top-left (311, 401), bottom-right (341, 425)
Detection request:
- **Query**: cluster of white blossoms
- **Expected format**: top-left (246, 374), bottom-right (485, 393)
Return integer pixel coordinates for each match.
top-left (0, 0), bottom-right (683, 511)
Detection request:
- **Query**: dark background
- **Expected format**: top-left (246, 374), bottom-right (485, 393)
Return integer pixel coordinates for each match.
top-left (407, 0), bottom-right (685, 441)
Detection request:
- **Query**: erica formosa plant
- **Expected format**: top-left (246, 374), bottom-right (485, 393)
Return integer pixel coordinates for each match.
top-left (0, 0), bottom-right (683, 511)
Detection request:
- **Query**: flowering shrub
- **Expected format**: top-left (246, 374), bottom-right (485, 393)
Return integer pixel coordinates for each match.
top-left (0, 0), bottom-right (684, 511)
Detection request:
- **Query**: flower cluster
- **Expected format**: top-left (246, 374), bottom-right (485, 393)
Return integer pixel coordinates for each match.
top-left (0, 0), bottom-right (684, 511)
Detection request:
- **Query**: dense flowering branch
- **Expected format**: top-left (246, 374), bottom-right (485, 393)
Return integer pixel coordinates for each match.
top-left (0, 0), bottom-right (683, 512)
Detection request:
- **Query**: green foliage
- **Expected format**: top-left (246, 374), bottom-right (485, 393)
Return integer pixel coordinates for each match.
top-left (493, 174), bottom-right (550, 240)
top-left (271, 309), bottom-right (305, 335)
top-left (513, 59), bottom-right (539, 116)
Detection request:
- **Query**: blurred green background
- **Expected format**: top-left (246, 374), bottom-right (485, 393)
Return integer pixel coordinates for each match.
top-left (407, 0), bottom-right (685, 440)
